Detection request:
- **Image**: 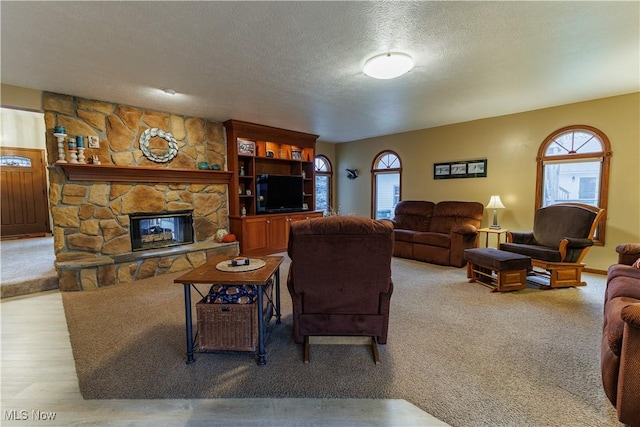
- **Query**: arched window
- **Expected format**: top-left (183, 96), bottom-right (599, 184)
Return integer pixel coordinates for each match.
top-left (314, 155), bottom-right (332, 214)
top-left (371, 150), bottom-right (402, 219)
top-left (536, 125), bottom-right (612, 244)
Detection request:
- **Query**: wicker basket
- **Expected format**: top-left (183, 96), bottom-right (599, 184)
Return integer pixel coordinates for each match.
top-left (196, 283), bottom-right (273, 352)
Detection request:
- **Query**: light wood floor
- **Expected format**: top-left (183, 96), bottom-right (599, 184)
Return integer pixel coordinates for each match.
top-left (0, 290), bottom-right (447, 426)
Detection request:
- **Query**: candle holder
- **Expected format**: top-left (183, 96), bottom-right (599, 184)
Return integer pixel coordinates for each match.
top-left (75, 136), bottom-right (86, 163)
top-left (67, 137), bottom-right (78, 163)
top-left (53, 132), bottom-right (67, 163)
top-left (77, 147), bottom-right (86, 164)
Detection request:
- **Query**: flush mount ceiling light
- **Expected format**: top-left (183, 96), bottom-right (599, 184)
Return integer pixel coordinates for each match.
top-left (363, 52), bottom-right (414, 79)
top-left (163, 88), bottom-right (176, 95)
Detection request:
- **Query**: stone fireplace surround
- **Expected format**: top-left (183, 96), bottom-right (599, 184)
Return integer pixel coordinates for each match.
top-left (45, 92), bottom-right (238, 291)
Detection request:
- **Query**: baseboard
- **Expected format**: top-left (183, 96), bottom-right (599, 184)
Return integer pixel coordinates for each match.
top-left (584, 267), bottom-right (607, 275)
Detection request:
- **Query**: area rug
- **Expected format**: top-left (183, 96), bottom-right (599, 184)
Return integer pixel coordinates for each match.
top-left (62, 256), bottom-right (618, 426)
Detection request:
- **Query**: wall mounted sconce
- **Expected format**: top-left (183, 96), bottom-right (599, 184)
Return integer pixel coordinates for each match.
top-left (346, 169), bottom-right (359, 180)
top-left (486, 195), bottom-right (506, 229)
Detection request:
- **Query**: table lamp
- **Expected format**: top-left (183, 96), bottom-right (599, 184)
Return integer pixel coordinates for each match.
top-left (486, 195), bottom-right (506, 229)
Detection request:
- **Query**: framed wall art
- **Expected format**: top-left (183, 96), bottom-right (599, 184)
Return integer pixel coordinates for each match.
top-left (433, 159), bottom-right (487, 179)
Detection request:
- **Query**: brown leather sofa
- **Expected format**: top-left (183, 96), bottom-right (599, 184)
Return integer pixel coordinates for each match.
top-left (601, 243), bottom-right (640, 426)
top-left (384, 200), bottom-right (484, 267)
top-left (287, 215), bottom-right (394, 362)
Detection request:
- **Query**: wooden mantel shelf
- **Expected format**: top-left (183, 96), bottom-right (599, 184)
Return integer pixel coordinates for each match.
top-left (56, 163), bottom-right (233, 184)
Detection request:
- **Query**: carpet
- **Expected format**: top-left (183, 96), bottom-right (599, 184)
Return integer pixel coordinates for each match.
top-left (62, 256), bottom-right (618, 426)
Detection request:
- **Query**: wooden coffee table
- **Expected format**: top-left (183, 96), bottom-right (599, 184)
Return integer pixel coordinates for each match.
top-left (174, 255), bottom-right (283, 365)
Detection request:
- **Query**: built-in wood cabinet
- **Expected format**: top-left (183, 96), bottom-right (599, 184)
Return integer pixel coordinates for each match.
top-left (229, 211), bottom-right (322, 256)
top-left (224, 120), bottom-right (322, 255)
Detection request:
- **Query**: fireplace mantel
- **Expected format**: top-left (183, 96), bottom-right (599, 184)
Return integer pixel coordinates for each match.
top-left (56, 163), bottom-right (232, 184)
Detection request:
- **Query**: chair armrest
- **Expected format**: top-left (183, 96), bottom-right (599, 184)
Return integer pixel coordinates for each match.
top-left (451, 223), bottom-right (477, 236)
top-left (450, 225), bottom-right (479, 267)
top-left (616, 243), bottom-right (640, 266)
top-left (564, 237), bottom-right (594, 249)
top-left (379, 219), bottom-right (397, 229)
top-left (617, 303), bottom-right (640, 425)
top-left (622, 303), bottom-right (640, 329)
top-left (507, 231), bottom-right (535, 244)
top-left (559, 238), bottom-right (594, 263)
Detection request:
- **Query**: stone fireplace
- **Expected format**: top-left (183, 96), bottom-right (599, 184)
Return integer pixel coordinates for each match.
top-left (130, 211), bottom-right (194, 252)
top-left (44, 92), bottom-right (238, 291)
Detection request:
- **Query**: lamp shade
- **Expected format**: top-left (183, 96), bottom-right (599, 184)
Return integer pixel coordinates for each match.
top-left (486, 195), bottom-right (506, 210)
top-left (363, 52), bottom-right (414, 79)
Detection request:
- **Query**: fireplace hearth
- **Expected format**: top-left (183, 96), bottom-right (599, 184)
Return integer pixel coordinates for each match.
top-left (130, 211), bottom-right (194, 252)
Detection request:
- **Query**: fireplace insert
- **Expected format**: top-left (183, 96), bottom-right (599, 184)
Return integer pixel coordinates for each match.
top-left (130, 211), bottom-right (194, 251)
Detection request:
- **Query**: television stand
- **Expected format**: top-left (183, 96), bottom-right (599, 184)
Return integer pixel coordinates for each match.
top-left (229, 211), bottom-right (323, 256)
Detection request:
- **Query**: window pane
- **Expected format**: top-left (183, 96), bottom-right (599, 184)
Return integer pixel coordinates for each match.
top-left (315, 157), bottom-right (328, 172)
top-left (376, 153), bottom-right (399, 169)
top-left (0, 155), bottom-right (31, 167)
top-left (545, 131), bottom-right (603, 156)
top-left (315, 175), bottom-right (329, 212)
top-left (542, 161), bottom-right (601, 207)
top-left (375, 172), bottom-right (399, 219)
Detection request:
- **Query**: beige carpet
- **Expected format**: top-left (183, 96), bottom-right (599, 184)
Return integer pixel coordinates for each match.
top-left (0, 236), bottom-right (58, 298)
top-left (61, 256), bottom-right (618, 426)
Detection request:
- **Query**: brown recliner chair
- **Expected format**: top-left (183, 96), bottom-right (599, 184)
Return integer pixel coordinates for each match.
top-left (287, 215), bottom-right (394, 363)
top-left (499, 202), bottom-right (605, 288)
top-left (602, 244), bottom-right (640, 427)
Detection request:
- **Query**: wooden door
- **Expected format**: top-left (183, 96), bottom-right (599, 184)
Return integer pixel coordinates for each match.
top-left (0, 147), bottom-right (50, 238)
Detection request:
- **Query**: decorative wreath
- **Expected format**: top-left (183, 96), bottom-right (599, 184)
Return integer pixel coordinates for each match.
top-left (139, 128), bottom-right (178, 163)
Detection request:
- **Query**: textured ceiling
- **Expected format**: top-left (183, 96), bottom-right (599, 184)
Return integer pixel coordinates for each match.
top-left (1, 1), bottom-right (638, 143)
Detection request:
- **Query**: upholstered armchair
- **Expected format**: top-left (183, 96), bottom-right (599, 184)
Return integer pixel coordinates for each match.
top-left (499, 202), bottom-right (605, 288)
top-left (601, 243), bottom-right (640, 426)
top-left (287, 215), bottom-right (394, 363)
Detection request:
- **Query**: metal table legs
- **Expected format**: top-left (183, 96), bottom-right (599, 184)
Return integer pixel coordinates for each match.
top-left (182, 267), bottom-right (281, 366)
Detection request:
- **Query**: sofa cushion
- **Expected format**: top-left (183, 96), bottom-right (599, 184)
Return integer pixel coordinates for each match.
top-left (499, 242), bottom-right (562, 262)
top-left (430, 201), bottom-right (483, 234)
top-left (393, 229), bottom-right (417, 243)
top-left (413, 232), bottom-right (450, 248)
top-left (393, 201), bottom-right (435, 232)
top-left (532, 204), bottom-right (597, 248)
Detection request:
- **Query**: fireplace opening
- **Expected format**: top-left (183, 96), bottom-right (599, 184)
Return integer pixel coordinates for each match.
top-left (130, 211), bottom-right (194, 252)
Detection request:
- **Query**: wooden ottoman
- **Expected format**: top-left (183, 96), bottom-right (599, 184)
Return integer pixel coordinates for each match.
top-left (464, 248), bottom-right (531, 292)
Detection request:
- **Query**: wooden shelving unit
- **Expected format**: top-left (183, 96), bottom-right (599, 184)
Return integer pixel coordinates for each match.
top-left (224, 119), bottom-right (322, 255)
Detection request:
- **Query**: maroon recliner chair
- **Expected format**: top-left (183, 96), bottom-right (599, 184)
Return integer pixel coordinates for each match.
top-left (287, 215), bottom-right (394, 363)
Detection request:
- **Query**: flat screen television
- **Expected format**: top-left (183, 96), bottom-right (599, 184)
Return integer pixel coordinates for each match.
top-left (256, 174), bottom-right (305, 214)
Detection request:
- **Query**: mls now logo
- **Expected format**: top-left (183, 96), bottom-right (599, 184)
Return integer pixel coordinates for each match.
top-left (4, 409), bottom-right (57, 421)
top-left (4, 410), bottom-right (28, 420)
